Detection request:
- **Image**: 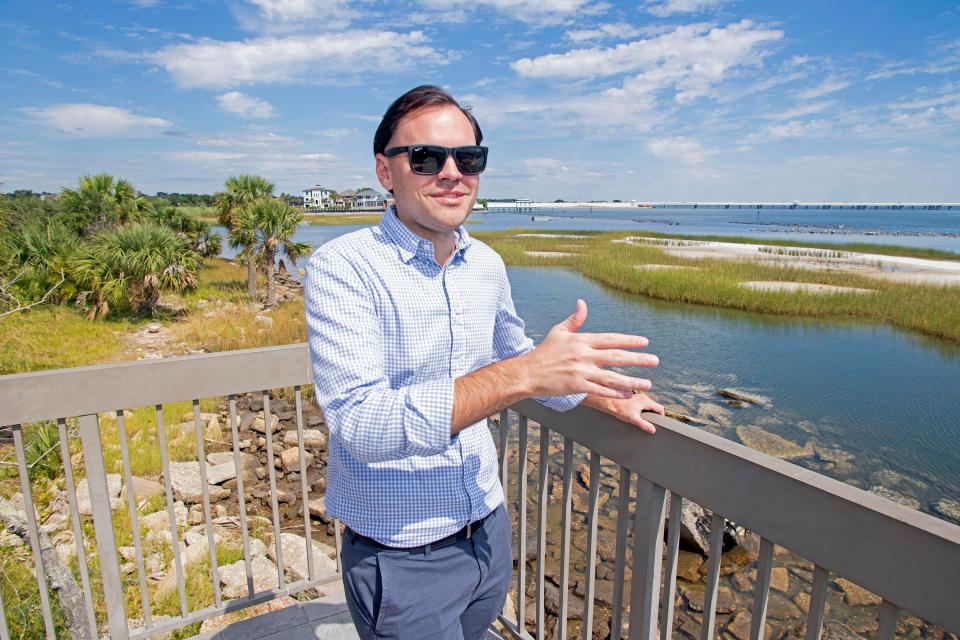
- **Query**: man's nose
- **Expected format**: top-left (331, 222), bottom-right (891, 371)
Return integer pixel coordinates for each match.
top-left (436, 152), bottom-right (462, 181)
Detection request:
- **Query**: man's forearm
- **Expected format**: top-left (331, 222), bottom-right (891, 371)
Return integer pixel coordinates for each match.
top-left (452, 356), bottom-right (533, 435)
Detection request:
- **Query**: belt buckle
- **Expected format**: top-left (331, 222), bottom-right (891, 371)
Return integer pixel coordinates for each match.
top-left (466, 521), bottom-right (473, 539)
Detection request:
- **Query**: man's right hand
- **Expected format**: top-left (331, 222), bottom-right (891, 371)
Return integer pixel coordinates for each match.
top-left (520, 299), bottom-right (659, 400)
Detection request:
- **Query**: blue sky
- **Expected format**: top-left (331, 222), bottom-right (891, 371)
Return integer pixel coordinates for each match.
top-left (1, 0), bottom-right (958, 201)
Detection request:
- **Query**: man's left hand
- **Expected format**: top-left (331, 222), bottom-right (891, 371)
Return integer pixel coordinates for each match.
top-left (582, 392), bottom-right (665, 434)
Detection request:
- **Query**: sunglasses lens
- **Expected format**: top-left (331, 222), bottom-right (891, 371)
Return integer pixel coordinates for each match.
top-left (410, 146), bottom-right (447, 174)
top-left (454, 147), bottom-right (487, 174)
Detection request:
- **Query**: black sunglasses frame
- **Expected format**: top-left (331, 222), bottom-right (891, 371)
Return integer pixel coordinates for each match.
top-left (383, 145), bottom-right (489, 175)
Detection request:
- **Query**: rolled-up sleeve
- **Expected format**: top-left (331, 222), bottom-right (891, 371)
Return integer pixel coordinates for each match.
top-left (304, 249), bottom-right (453, 463)
top-left (491, 262), bottom-right (585, 412)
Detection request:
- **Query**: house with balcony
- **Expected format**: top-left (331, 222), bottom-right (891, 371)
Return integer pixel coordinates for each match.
top-left (302, 185), bottom-right (334, 209)
top-left (354, 188), bottom-right (385, 209)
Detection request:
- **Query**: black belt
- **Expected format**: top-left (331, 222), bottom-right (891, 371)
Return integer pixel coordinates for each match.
top-left (348, 509), bottom-right (496, 555)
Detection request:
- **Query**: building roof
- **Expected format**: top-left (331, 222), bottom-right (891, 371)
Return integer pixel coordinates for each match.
top-left (356, 188), bottom-right (382, 197)
top-left (304, 185), bottom-right (333, 192)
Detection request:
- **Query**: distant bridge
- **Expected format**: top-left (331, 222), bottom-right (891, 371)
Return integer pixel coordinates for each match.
top-left (485, 201), bottom-right (960, 212)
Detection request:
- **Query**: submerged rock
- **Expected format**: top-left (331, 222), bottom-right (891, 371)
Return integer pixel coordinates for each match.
top-left (868, 486), bottom-right (921, 510)
top-left (718, 389), bottom-right (769, 405)
top-left (735, 427), bottom-right (814, 460)
top-left (933, 498), bottom-right (960, 523)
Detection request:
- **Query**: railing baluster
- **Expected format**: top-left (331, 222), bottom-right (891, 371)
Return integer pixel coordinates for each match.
top-left (228, 394), bottom-right (255, 596)
top-left (499, 409), bottom-right (510, 513)
top-left (750, 538), bottom-right (775, 640)
top-left (877, 600), bottom-right (899, 640)
top-left (628, 475), bottom-right (667, 640)
top-left (294, 386), bottom-right (315, 581)
top-left (334, 520), bottom-right (343, 574)
top-left (12, 424), bottom-right (56, 639)
top-left (59, 418), bottom-right (98, 637)
top-left (193, 400), bottom-right (221, 608)
top-left (157, 404), bottom-right (189, 616)
top-left (117, 411), bottom-right (152, 629)
top-left (78, 414), bottom-right (129, 639)
top-left (263, 392), bottom-right (285, 589)
top-left (582, 452), bottom-right (601, 636)
top-left (0, 577), bottom-right (10, 640)
top-left (558, 437), bottom-right (574, 639)
top-left (536, 426), bottom-right (550, 639)
top-left (610, 465), bottom-right (632, 640)
top-left (700, 512), bottom-right (726, 640)
top-left (660, 492), bottom-right (684, 640)
top-left (804, 565), bottom-right (829, 640)
top-left (516, 415), bottom-right (529, 631)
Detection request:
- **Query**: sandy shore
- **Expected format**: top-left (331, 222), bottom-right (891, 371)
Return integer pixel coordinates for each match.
top-left (614, 237), bottom-right (960, 285)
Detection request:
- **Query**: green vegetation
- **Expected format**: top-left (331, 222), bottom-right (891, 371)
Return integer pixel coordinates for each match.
top-left (475, 229), bottom-right (960, 342)
top-left (214, 174), bottom-right (277, 298)
top-left (307, 213), bottom-right (383, 226)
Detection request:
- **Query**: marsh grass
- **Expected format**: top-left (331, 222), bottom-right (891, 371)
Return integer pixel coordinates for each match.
top-left (307, 213), bottom-right (383, 226)
top-left (475, 229), bottom-right (960, 342)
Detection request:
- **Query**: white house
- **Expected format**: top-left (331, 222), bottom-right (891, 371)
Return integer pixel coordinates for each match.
top-left (302, 185), bottom-right (334, 208)
top-left (355, 188), bottom-right (385, 209)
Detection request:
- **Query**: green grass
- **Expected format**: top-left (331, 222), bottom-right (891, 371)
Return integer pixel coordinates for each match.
top-left (178, 205), bottom-right (217, 223)
top-left (306, 213), bottom-right (383, 226)
top-left (475, 229), bottom-right (960, 343)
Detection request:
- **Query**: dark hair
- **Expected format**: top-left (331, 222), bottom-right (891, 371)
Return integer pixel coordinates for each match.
top-left (373, 85), bottom-right (483, 155)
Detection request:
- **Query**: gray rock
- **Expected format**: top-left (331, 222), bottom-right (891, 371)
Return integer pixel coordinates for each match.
top-left (126, 476), bottom-right (164, 502)
top-left (718, 389), bottom-right (769, 405)
top-left (267, 532), bottom-right (337, 581)
top-left (206, 462), bottom-right (237, 485)
top-left (279, 447), bottom-right (313, 471)
top-left (869, 486), bottom-right (921, 510)
top-left (283, 429), bottom-right (326, 449)
top-left (220, 556), bottom-right (279, 598)
top-left (932, 498), bottom-right (960, 523)
top-left (251, 414), bottom-right (280, 434)
top-left (665, 494), bottom-right (712, 555)
top-left (167, 462), bottom-right (230, 504)
top-left (76, 474), bottom-right (123, 515)
top-left (141, 501), bottom-right (187, 534)
top-left (308, 496), bottom-right (329, 522)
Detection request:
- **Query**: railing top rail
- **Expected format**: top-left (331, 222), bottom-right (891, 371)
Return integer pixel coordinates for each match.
top-left (0, 343), bottom-right (312, 425)
top-left (512, 398), bottom-right (960, 633)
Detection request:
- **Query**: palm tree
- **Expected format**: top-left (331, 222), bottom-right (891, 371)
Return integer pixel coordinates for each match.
top-left (70, 222), bottom-right (201, 318)
top-left (228, 200), bottom-right (309, 308)
top-left (60, 173), bottom-right (151, 235)
top-left (214, 175), bottom-right (274, 297)
top-left (148, 205), bottom-right (222, 257)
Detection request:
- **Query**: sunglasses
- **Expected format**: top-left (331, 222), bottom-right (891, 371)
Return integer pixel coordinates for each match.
top-left (383, 145), bottom-right (488, 175)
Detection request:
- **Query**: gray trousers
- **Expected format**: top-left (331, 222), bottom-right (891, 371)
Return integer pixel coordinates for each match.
top-left (340, 503), bottom-right (513, 639)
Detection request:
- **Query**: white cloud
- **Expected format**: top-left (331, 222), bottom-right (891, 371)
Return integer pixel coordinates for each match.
top-left (766, 101), bottom-right (832, 121)
top-left (644, 0), bottom-right (728, 18)
top-left (24, 103), bottom-right (172, 137)
top-left (216, 92), bottom-right (276, 118)
top-left (195, 131), bottom-right (299, 148)
top-left (566, 23), bottom-right (643, 43)
top-left (646, 136), bottom-right (715, 164)
top-left (312, 127), bottom-right (357, 138)
top-left (513, 20), bottom-right (782, 104)
top-left (418, 0), bottom-right (601, 24)
top-left (797, 78), bottom-right (849, 101)
top-left (240, 0), bottom-right (360, 31)
top-left (152, 31), bottom-right (441, 89)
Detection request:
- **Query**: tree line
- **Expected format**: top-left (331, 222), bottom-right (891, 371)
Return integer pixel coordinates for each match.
top-left (0, 173), bottom-right (307, 319)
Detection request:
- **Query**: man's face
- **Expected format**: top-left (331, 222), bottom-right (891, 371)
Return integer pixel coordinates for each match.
top-left (375, 105), bottom-right (480, 242)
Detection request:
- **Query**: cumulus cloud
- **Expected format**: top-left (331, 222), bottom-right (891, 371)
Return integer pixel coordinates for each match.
top-left (239, 0), bottom-right (360, 31)
top-left (418, 0), bottom-right (602, 24)
top-left (195, 131), bottom-right (299, 148)
top-left (151, 31), bottom-right (441, 89)
top-left (513, 20), bottom-right (782, 104)
top-left (216, 92), bottom-right (276, 118)
top-left (24, 103), bottom-right (172, 137)
top-left (644, 0), bottom-right (728, 18)
top-left (797, 77), bottom-right (849, 101)
top-left (566, 23), bottom-right (643, 42)
top-left (646, 136), bottom-right (714, 163)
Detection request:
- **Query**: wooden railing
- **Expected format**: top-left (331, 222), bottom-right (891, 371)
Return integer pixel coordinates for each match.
top-left (0, 344), bottom-right (957, 639)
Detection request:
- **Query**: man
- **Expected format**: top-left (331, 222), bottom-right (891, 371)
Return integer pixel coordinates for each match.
top-left (304, 85), bottom-right (663, 639)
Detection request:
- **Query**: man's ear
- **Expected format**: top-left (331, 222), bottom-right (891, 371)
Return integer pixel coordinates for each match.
top-left (375, 154), bottom-right (393, 192)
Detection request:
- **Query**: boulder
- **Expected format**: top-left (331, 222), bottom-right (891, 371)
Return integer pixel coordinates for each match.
top-left (267, 532), bottom-right (337, 581)
top-left (835, 578), bottom-right (881, 606)
top-left (125, 476), bottom-right (164, 502)
top-left (207, 451), bottom-right (258, 469)
top-left (141, 501), bottom-right (187, 534)
top-left (933, 498), bottom-right (960, 523)
top-left (308, 496), bottom-right (329, 522)
top-left (718, 389), bottom-right (769, 405)
top-left (279, 447), bottom-right (314, 472)
top-left (282, 429), bottom-right (326, 449)
top-left (665, 494), bottom-right (712, 555)
top-left (168, 462), bottom-right (230, 504)
top-left (252, 414), bottom-right (280, 434)
top-left (76, 474), bottom-right (123, 515)
top-left (736, 427), bottom-right (814, 460)
top-left (206, 462), bottom-right (237, 485)
top-left (220, 556), bottom-right (279, 598)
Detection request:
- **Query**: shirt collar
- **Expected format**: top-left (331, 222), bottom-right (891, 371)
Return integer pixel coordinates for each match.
top-left (379, 204), bottom-right (473, 265)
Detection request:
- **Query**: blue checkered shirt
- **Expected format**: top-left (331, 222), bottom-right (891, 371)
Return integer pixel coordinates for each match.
top-left (304, 206), bottom-right (584, 547)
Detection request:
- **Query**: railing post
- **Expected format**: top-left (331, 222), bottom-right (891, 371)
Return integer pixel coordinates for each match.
top-left (629, 475), bottom-right (667, 640)
top-left (78, 413), bottom-right (129, 640)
